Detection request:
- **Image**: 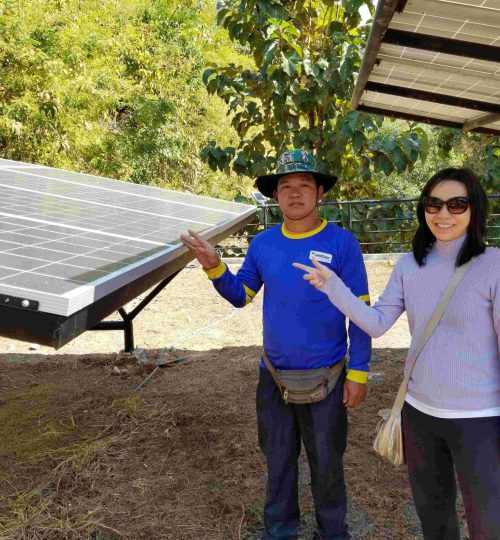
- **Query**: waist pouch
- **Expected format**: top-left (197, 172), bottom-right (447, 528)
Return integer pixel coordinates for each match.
top-left (262, 351), bottom-right (346, 404)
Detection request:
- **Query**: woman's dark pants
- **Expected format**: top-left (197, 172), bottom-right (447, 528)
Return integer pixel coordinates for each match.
top-left (256, 367), bottom-right (349, 540)
top-left (402, 402), bottom-right (500, 540)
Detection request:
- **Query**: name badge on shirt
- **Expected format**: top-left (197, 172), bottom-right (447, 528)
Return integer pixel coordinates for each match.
top-left (309, 250), bottom-right (332, 264)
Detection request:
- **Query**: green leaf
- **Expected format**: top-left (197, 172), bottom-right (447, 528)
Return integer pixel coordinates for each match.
top-left (234, 153), bottom-right (247, 166)
top-left (361, 156), bottom-right (371, 181)
top-left (263, 41), bottom-right (278, 63)
top-left (340, 120), bottom-right (353, 138)
top-left (414, 128), bottom-right (429, 158)
top-left (246, 101), bottom-right (258, 115)
top-left (266, 63), bottom-right (279, 77)
top-left (210, 146), bottom-right (224, 160)
top-left (272, 77), bottom-right (286, 96)
top-left (216, 8), bottom-right (230, 26)
top-left (352, 130), bottom-right (367, 152)
top-left (399, 138), bottom-right (416, 153)
top-left (317, 59), bottom-right (329, 70)
top-left (303, 58), bottom-right (314, 76)
top-left (348, 112), bottom-right (360, 130)
top-left (281, 50), bottom-right (300, 76)
top-left (339, 57), bottom-right (353, 83)
top-left (202, 1), bottom-right (438, 192)
top-left (202, 68), bottom-right (217, 86)
top-left (329, 21), bottom-right (344, 34)
top-left (327, 69), bottom-right (341, 93)
top-left (374, 153), bottom-right (394, 175)
top-left (290, 42), bottom-right (304, 59)
top-left (282, 21), bottom-right (300, 39)
top-left (290, 80), bottom-right (301, 95)
top-left (383, 138), bottom-right (396, 153)
top-left (361, 114), bottom-right (377, 131)
top-left (391, 146), bottom-right (407, 173)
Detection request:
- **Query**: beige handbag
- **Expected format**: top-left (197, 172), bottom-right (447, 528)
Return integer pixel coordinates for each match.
top-left (373, 260), bottom-right (472, 466)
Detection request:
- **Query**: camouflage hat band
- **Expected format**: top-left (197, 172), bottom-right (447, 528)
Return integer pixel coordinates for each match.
top-left (255, 149), bottom-right (337, 198)
top-left (276, 149), bottom-right (318, 173)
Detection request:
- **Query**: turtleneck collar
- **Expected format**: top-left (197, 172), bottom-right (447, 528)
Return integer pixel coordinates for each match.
top-left (433, 235), bottom-right (466, 258)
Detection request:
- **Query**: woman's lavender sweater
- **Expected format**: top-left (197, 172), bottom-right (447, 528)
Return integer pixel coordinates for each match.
top-left (320, 236), bottom-right (500, 418)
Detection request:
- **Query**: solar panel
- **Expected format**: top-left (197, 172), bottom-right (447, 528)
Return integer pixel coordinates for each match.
top-left (0, 158), bottom-right (256, 347)
top-left (351, 0), bottom-right (500, 134)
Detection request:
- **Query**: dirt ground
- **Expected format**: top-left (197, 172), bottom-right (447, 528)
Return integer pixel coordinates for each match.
top-left (0, 262), bottom-right (467, 540)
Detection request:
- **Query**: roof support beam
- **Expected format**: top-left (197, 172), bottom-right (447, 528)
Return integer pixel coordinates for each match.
top-left (359, 104), bottom-right (461, 127)
top-left (351, 0), bottom-right (401, 111)
top-left (463, 113), bottom-right (500, 132)
top-left (384, 29), bottom-right (500, 63)
top-left (366, 81), bottom-right (500, 114)
top-left (357, 104), bottom-right (500, 135)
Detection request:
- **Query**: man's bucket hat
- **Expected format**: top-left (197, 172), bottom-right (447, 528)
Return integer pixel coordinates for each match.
top-left (255, 149), bottom-right (337, 198)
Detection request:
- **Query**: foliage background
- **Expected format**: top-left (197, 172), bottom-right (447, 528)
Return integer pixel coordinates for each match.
top-left (0, 0), bottom-right (252, 199)
top-left (0, 0), bottom-right (498, 204)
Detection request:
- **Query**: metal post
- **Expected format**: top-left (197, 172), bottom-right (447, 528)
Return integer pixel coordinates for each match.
top-left (119, 308), bottom-right (134, 352)
top-left (91, 270), bottom-right (182, 352)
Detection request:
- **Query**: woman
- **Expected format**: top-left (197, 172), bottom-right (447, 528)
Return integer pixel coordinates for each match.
top-left (293, 168), bottom-right (500, 540)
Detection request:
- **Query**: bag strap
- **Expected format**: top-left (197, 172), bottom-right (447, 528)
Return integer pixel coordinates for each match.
top-left (390, 259), bottom-right (473, 416)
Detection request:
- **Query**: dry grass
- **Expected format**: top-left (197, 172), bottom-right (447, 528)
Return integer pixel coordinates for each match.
top-left (0, 377), bottom-right (140, 540)
top-left (0, 433), bottom-right (125, 540)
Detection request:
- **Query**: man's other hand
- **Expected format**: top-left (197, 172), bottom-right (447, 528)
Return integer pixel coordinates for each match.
top-left (180, 229), bottom-right (220, 270)
top-left (343, 379), bottom-right (367, 408)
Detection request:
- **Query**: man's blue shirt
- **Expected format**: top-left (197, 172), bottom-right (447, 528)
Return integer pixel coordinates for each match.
top-left (207, 220), bottom-right (371, 375)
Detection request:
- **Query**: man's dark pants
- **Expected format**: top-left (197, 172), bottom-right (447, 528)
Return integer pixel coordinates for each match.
top-left (402, 402), bottom-right (500, 540)
top-left (256, 367), bottom-right (349, 540)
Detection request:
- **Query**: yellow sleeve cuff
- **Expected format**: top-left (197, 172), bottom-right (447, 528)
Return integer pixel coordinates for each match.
top-left (203, 261), bottom-right (227, 280)
top-left (346, 369), bottom-right (368, 384)
top-left (243, 284), bottom-right (257, 305)
top-left (358, 294), bottom-right (370, 304)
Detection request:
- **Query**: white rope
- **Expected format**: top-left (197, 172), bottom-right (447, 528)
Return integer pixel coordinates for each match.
top-left (164, 307), bottom-right (238, 350)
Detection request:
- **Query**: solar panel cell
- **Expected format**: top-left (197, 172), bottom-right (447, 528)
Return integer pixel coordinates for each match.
top-left (32, 264), bottom-right (107, 283)
top-left (0, 268), bottom-right (17, 280)
top-left (1, 253), bottom-right (52, 271)
top-left (2, 273), bottom-right (84, 294)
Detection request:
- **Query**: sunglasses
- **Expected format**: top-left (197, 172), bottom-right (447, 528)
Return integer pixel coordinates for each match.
top-left (422, 196), bottom-right (470, 215)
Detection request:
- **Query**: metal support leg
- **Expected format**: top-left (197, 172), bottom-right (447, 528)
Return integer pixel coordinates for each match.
top-left (91, 270), bottom-right (182, 352)
top-left (119, 308), bottom-right (134, 352)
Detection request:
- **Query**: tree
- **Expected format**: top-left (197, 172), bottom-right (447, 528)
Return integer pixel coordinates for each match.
top-left (0, 0), bottom-right (250, 199)
top-left (201, 0), bottom-right (430, 198)
top-left (435, 129), bottom-right (500, 193)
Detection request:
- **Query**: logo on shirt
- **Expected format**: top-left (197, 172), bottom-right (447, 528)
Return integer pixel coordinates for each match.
top-left (309, 250), bottom-right (332, 264)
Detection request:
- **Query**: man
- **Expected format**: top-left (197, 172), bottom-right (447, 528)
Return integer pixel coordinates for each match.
top-left (181, 149), bottom-right (371, 540)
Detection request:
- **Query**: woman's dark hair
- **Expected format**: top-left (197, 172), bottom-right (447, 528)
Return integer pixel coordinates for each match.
top-left (412, 167), bottom-right (488, 266)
